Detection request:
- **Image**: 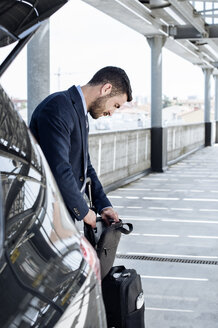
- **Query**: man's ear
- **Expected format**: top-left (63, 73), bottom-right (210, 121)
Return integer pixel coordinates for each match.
top-left (100, 83), bottom-right (112, 96)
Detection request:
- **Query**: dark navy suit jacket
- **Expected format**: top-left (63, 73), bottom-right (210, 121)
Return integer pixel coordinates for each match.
top-left (29, 85), bottom-right (112, 221)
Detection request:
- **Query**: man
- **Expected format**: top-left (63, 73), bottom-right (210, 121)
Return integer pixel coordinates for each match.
top-left (30, 66), bottom-right (132, 228)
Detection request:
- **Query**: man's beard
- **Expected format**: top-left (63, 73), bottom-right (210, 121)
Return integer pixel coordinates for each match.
top-left (88, 96), bottom-right (107, 119)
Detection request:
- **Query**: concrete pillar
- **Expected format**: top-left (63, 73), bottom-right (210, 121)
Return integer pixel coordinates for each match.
top-left (147, 35), bottom-right (167, 172)
top-left (214, 74), bottom-right (218, 143)
top-left (203, 68), bottom-right (213, 146)
top-left (27, 20), bottom-right (50, 124)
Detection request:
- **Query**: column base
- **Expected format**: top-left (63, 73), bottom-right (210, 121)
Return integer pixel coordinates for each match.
top-left (151, 127), bottom-right (168, 172)
top-left (216, 122), bottom-right (218, 144)
top-left (205, 122), bottom-right (212, 146)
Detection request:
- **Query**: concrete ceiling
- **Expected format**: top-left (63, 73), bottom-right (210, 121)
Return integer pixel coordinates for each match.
top-left (82, 0), bottom-right (218, 73)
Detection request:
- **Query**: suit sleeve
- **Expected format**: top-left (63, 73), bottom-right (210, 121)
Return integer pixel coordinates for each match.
top-left (86, 153), bottom-right (112, 214)
top-left (31, 99), bottom-right (89, 221)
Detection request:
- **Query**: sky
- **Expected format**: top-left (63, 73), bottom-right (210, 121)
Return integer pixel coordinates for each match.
top-left (0, 0), bottom-right (213, 101)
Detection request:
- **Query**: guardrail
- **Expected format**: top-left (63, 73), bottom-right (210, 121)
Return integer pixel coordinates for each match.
top-left (89, 123), bottom-right (207, 189)
top-left (167, 123), bottom-right (205, 164)
top-left (89, 128), bottom-right (151, 188)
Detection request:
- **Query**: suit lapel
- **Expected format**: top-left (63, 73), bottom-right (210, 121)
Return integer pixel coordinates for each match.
top-left (68, 86), bottom-right (88, 177)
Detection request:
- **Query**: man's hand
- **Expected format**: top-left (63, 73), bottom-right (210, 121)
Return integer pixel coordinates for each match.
top-left (83, 209), bottom-right (97, 228)
top-left (101, 207), bottom-right (119, 226)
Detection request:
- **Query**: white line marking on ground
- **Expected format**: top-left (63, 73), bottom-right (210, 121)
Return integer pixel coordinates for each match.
top-left (195, 179), bottom-right (218, 182)
top-left (127, 206), bottom-right (142, 209)
top-left (146, 295), bottom-right (198, 302)
top-left (141, 275), bottom-right (208, 281)
top-left (130, 233), bottom-right (179, 237)
top-left (113, 206), bottom-right (124, 209)
top-left (125, 251), bottom-right (218, 259)
top-left (162, 218), bottom-right (218, 224)
top-left (190, 190), bottom-right (204, 192)
top-left (122, 217), bottom-right (157, 221)
top-left (122, 216), bottom-right (218, 224)
top-left (188, 235), bottom-right (218, 239)
top-left (141, 178), bottom-right (169, 181)
top-left (171, 208), bottom-right (193, 211)
top-left (145, 307), bottom-right (194, 313)
top-left (148, 207), bottom-right (168, 210)
top-left (118, 188), bottom-right (151, 191)
top-left (153, 189), bottom-right (171, 192)
top-left (177, 175), bottom-right (203, 178)
top-left (108, 195), bottom-right (123, 198)
top-left (125, 196), bottom-right (139, 199)
top-left (143, 197), bottom-right (179, 200)
top-left (199, 209), bottom-right (218, 212)
top-left (184, 198), bottom-right (218, 202)
top-left (175, 189), bottom-right (188, 192)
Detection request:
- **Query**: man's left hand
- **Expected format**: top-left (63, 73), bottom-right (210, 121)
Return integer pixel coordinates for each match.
top-left (101, 207), bottom-right (119, 226)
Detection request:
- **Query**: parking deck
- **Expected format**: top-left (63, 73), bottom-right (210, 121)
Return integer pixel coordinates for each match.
top-left (110, 145), bottom-right (218, 328)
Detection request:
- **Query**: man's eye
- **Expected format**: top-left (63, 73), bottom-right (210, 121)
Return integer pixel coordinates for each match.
top-left (115, 104), bottom-right (120, 109)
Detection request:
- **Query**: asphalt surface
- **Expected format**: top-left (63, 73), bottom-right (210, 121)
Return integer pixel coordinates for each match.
top-left (109, 145), bottom-right (218, 328)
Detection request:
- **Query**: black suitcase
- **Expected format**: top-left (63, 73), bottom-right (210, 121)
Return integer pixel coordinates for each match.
top-left (102, 265), bottom-right (145, 328)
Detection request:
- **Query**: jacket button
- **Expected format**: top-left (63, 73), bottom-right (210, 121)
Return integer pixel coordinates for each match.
top-left (73, 208), bottom-right (80, 216)
top-left (80, 177), bottom-right (84, 182)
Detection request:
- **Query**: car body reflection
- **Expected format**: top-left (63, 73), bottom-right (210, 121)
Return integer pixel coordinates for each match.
top-left (0, 84), bottom-right (106, 327)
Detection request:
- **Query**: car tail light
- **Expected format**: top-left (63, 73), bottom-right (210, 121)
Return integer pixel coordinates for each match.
top-left (80, 236), bottom-right (101, 283)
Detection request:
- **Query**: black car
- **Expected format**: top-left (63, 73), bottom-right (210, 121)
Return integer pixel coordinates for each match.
top-left (0, 81), bottom-right (107, 328)
top-left (0, 1), bottom-right (107, 327)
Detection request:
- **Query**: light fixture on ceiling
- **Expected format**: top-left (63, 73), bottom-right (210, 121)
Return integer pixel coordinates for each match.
top-left (159, 18), bottom-right (169, 26)
top-left (201, 51), bottom-right (214, 62)
top-left (175, 40), bottom-right (199, 58)
top-left (204, 44), bottom-right (218, 60)
top-left (202, 59), bottom-right (214, 68)
top-left (164, 7), bottom-right (186, 25)
top-left (114, 0), bottom-right (152, 24)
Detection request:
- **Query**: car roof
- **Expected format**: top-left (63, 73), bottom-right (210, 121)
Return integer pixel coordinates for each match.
top-left (0, 0), bottom-right (68, 47)
top-left (0, 0), bottom-right (69, 76)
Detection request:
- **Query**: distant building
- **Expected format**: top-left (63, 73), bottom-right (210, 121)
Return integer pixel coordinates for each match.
top-left (187, 95), bottom-right (198, 100)
top-left (12, 98), bottom-right (27, 112)
top-left (179, 108), bottom-right (204, 124)
top-left (135, 95), bottom-right (148, 106)
top-left (12, 98), bottom-right (27, 123)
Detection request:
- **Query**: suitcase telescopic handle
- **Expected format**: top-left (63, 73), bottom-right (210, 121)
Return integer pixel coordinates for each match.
top-left (86, 177), bottom-right (93, 208)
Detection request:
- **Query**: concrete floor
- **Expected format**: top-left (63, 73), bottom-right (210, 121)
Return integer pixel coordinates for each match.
top-left (109, 145), bottom-right (218, 328)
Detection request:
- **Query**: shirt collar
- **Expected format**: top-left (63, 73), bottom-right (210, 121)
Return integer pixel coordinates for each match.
top-left (76, 85), bottom-right (87, 116)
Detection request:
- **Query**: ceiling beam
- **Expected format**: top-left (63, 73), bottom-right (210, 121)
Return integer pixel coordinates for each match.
top-left (168, 0), bottom-right (208, 36)
top-left (191, 0), bottom-right (218, 2)
top-left (168, 23), bottom-right (218, 39)
top-left (82, 0), bottom-right (215, 69)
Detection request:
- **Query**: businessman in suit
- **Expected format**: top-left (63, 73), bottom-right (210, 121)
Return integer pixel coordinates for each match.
top-left (30, 66), bottom-right (132, 228)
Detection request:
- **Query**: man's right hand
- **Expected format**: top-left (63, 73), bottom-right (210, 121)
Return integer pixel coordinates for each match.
top-left (83, 209), bottom-right (97, 228)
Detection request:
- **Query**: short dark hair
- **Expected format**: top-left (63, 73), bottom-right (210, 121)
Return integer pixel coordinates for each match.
top-left (88, 66), bottom-right (132, 102)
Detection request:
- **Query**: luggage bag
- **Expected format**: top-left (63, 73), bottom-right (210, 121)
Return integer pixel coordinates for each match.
top-left (84, 218), bottom-right (133, 279)
top-left (84, 178), bottom-right (145, 327)
top-left (84, 177), bottom-right (133, 280)
top-left (102, 265), bottom-right (145, 328)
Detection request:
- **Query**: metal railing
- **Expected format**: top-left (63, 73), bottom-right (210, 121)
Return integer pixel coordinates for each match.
top-left (89, 122), bottom-right (207, 189)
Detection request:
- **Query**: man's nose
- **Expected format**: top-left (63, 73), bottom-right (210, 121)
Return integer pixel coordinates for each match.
top-left (109, 108), bottom-right (115, 116)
